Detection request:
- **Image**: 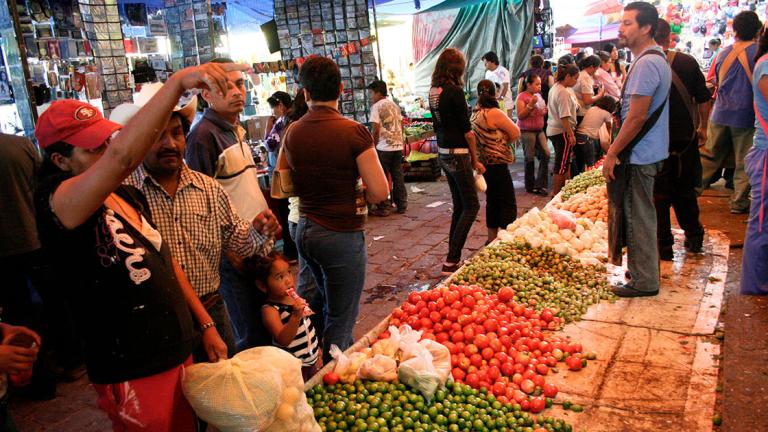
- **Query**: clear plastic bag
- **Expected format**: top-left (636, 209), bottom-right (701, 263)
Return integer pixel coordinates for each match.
top-left (418, 339), bottom-right (451, 384)
top-left (329, 344), bottom-right (369, 384)
top-left (547, 208), bottom-right (577, 231)
top-left (357, 354), bottom-right (398, 381)
top-left (371, 325), bottom-right (401, 358)
top-left (397, 346), bottom-right (441, 402)
top-left (182, 346), bottom-right (320, 432)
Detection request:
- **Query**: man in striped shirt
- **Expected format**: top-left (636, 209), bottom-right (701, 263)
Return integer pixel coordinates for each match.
top-left (120, 105), bottom-right (279, 359)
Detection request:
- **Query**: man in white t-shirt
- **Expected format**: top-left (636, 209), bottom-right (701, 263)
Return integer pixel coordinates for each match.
top-left (368, 80), bottom-right (407, 216)
top-left (482, 51), bottom-right (513, 115)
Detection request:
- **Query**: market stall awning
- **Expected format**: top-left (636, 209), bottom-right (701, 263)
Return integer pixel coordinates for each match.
top-left (551, 0), bottom-right (622, 44)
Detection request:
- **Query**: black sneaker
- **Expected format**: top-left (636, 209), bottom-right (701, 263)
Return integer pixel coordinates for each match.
top-left (441, 262), bottom-right (461, 275)
top-left (684, 237), bottom-right (703, 253)
top-left (611, 283), bottom-right (659, 298)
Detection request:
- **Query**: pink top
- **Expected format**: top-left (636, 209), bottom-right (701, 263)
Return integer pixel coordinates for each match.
top-left (516, 91), bottom-right (546, 132)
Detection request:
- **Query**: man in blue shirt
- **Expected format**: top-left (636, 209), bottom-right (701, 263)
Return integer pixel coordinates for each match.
top-left (698, 11), bottom-right (762, 214)
top-left (603, 2), bottom-right (671, 297)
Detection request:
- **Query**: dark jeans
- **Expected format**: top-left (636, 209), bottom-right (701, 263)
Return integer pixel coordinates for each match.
top-left (521, 130), bottom-right (549, 191)
top-left (296, 217), bottom-right (367, 363)
top-left (654, 179), bottom-right (704, 249)
top-left (288, 221), bottom-right (324, 343)
top-left (276, 198), bottom-right (297, 260)
top-left (482, 164), bottom-right (518, 229)
top-left (219, 256), bottom-right (257, 351)
top-left (192, 296), bottom-right (237, 362)
top-left (572, 134), bottom-right (597, 177)
top-left (439, 153), bottom-right (480, 263)
top-left (376, 150), bottom-right (408, 210)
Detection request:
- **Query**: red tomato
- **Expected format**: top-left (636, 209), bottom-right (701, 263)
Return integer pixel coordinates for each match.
top-left (488, 365), bottom-right (501, 381)
top-left (474, 334), bottom-right (490, 349)
top-left (489, 338), bottom-right (503, 353)
top-left (436, 332), bottom-right (450, 343)
top-left (451, 331), bottom-right (464, 343)
top-left (427, 301), bottom-right (438, 312)
top-left (422, 332), bottom-right (436, 340)
top-left (540, 309), bottom-right (554, 322)
top-left (466, 373), bottom-right (479, 387)
top-left (470, 354), bottom-right (483, 368)
top-left (433, 323), bottom-right (445, 333)
top-left (464, 344), bottom-right (479, 357)
top-left (415, 300), bottom-right (426, 311)
top-left (458, 356), bottom-right (471, 370)
top-left (429, 311), bottom-right (442, 323)
top-left (419, 317), bottom-right (432, 329)
top-left (542, 383), bottom-right (558, 398)
top-left (498, 287), bottom-right (514, 302)
top-left (511, 372), bottom-right (523, 384)
top-left (532, 375), bottom-right (545, 387)
top-left (323, 372), bottom-right (340, 386)
top-left (520, 399), bottom-right (531, 411)
top-left (529, 396), bottom-right (546, 413)
top-left (536, 364), bottom-right (549, 375)
top-left (481, 347), bottom-right (495, 360)
top-left (488, 358), bottom-right (500, 368)
top-left (452, 368), bottom-right (466, 381)
top-left (418, 308), bottom-right (430, 319)
top-left (463, 296), bottom-right (476, 308)
top-left (492, 381), bottom-right (506, 396)
top-left (495, 352), bottom-right (509, 363)
top-left (408, 292), bottom-right (422, 304)
top-left (501, 361), bottom-right (515, 376)
top-left (463, 326), bottom-right (476, 342)
top-left (483, 319), bottom-right (499, 333)
top-left (521, 379), bottom-right (535, 394)
top-left (566, 356), bottom-right (583, 371)
top-left (446, 310), bottom-right (460, 322)
top-left (514, 390), bottom-right (528, 403)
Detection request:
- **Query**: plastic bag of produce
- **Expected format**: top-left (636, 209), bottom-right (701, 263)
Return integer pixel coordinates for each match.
top-left (397, 346), bottom-right (441, 402)
top-left (371, 325), bottom-right (401, 358)
top-left (329, 345), bottom-right (369, 383)
top-left (547, 208), bottom-right (577, 231)
top-left (358, 354), bottom-right (398, 381)
top-left (182, 346), bottom-right (320, 432)
top-left (418, 339), bottom-right (451, 384)
top-left (397, 325), bottom-right (423, 353)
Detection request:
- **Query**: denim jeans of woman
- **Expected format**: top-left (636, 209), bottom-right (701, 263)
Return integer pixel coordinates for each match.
top-left (288, 221), bottom-right (324, 342)
top-left (438, 153), bottom-right (480, 263)
top-left (296, 217), bottom-right (367, 363)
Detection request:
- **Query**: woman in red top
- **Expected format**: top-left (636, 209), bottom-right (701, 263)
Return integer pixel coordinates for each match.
top-left (517, 73), bottom-right (549, 195)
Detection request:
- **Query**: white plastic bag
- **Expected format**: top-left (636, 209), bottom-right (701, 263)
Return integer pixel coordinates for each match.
top-left (547, 208), bottom-right (577, 231)
top-left (418, 339), bottom-right (452, 384)
top-left (474, 171), bottom-right (487, 193)
top-left (397, 345), bottom-right (441, 402)
top-left (371, 325), bottom-right (401, 358)
top-left (358, 354), bottom-right (398, 381)
top-left (182, 346), bottom-right (320, 432)
top-left (330, 344), bottom-right (369, 383)
top-left (397, 325), bottom-right (423, 355)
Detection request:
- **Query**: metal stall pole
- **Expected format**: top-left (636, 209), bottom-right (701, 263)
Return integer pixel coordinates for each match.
top-left (371, 0), bottom-right (384, 79)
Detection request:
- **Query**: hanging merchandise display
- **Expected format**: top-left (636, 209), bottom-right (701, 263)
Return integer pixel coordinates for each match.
top-left (273, 0), bottom-right (378, 123)
top-left (77, 0), bottom-right (131, 117)
top-left (165, 0), bottom-right (216, 71)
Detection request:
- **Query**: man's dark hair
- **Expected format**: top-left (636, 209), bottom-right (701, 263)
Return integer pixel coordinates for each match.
top-left (170, 111), bottom-right (192, 136)
top-left (299, 57), bottom-right (341, 102)
top-left (209, 57), bottom-right (234, 64)
top-left (555, 64), bottom-right (580, 82)
top-left (267, 91), bottom-right (292, 109)
top-left (574, 51), bottom-right (587, 63)
top-left (594, 95), bottom-right (618, 113)
top-left (529, 54), bottom-right (544, 69)
top-left (655, 18), bottom-right (671, 45)
top-left (578, 55), bottom-right (601, 70)
top-left (733, 11), bottom-right (762, 41)
top-left (482, 51), bottom-right (500, 66)
top-left (43, 141), bottom-right (74, 158)
top-left (708, 38), bottom-right (721, 47)
top-left (624, 1), bottom-right (659, 38)
top-left (367, 80), bottom-right (388, 97)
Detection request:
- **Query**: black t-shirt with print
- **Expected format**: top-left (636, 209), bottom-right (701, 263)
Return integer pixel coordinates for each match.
top-left (35, 174), bottom-right (196, 384)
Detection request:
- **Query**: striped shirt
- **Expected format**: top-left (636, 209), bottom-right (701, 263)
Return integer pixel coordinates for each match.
top-left (265, 302), bottom-right (319, 366)
top-left (125, 165), bottom-right (273, 297)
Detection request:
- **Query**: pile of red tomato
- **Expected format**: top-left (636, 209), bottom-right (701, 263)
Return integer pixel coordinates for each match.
top-left (386, 284), bottom-right (591, 413)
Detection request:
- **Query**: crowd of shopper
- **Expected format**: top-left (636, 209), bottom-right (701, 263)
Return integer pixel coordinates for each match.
top-left (1, 2), bottom-right (768, 429)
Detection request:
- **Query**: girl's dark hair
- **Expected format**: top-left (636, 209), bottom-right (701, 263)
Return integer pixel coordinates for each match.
top-left (286, 89), bottom-right (309, 124)
top-left (602, 43), bottom-right (624, 77)
top-left (756, 26), bottom-right (768, 62)
top-left (555, 64), bottom-right (580, 82)
top-left (593, 95), bottom-right (617, 113)
top-left (242, 251), bottom-right (288, 286)
top-left (523, 72), bottom-right (541, 90)
top-left (475, 79), bottom-right (499, 109)
top-left (578, 55), bottom-right (601, 70)
top-left (603, 43), bottom-right (617, 53)
top-left (597, 50), bottom-right (611, 64)
top-left (432, 48), bottom-right (466, 87)
top-left (529, 54), bottom-right (544, 69)
top-left (557, 54), bottom-right (575, 66)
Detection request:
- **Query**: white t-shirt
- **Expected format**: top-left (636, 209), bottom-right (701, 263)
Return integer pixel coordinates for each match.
top-left (575, 70), bottom-right (596, 113)
top-left (576, 106), bottom-right (613, 139)
top-left (370, 98), bottom-right (404, 151)
top-left (546, 83), bottom-right (579, 136)
top-left (485, 66), bottom-right (513, 108)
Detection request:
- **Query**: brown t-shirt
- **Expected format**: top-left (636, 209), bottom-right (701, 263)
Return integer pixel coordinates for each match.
top-left (284, 105), bottom-right (373, 232)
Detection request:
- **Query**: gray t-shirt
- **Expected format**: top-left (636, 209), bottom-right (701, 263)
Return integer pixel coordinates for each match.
top-left (0, 134), bottom-right (41, 257)
top-left (546, 83), bottom-right (579, 137)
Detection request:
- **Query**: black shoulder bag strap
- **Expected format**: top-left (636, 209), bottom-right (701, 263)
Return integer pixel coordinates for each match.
top-left (616, 49), bottom-right (669, 164)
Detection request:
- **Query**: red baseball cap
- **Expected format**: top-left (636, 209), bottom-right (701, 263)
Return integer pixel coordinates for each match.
top-left (35, 100), bottom-right (123, 150)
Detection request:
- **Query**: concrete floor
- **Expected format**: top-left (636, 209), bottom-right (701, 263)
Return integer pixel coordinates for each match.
top-left (10, 166), bottom-right (762, 431)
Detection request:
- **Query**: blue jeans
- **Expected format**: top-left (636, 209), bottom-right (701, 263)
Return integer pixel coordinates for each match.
top-left (193, 296), bottom-right (237, 362)
top-left (288, 221), bottom-right (324, 337)
top-left (219, 256), bottom-right (255, 351)
top-left (296, 217), bottom-right (367, 363)
top-left (741, 146), bottom-right (768, 295)
top-left (439, 153), bottom-right (480, 263)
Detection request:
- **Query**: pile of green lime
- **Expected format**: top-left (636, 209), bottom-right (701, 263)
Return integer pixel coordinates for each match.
top-left (306, 380), bottom-right (572, 432)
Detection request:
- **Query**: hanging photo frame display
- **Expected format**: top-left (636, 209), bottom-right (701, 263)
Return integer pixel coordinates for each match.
top-left (272, 0), bottom-right (378, 121)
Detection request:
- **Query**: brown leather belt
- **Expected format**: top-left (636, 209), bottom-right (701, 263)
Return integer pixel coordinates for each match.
top-left (200, 291), bottom-right (222, 310)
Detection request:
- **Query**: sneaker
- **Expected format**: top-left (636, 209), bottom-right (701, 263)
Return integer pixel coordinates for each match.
top-left (395, 207), bottom-right (407, 214)
top-left (684, 237), bottom-right (703, 253)
top-left (370, 208), bottom-right (392, 217)
top-left (730, 208), bottom-right (748, 214)
top-left (611, 283), bottom-right (659, 298)
top-left (441, 262), bottom-right (461, 275)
